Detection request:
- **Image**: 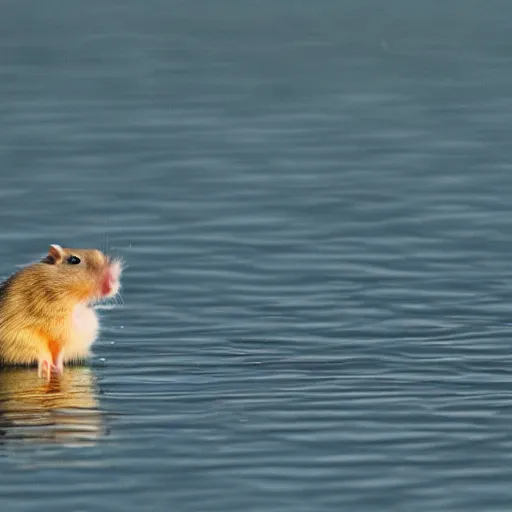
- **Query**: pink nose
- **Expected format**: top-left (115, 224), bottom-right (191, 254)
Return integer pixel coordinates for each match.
top-left (101, 261), bottom-right (122, 297)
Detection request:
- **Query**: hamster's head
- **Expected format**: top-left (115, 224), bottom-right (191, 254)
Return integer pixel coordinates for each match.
top-left (41, 244), bottom-right (123, 304)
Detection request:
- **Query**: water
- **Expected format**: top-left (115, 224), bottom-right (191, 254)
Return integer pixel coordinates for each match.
top-left (1, 0), bottom-right (512, 510)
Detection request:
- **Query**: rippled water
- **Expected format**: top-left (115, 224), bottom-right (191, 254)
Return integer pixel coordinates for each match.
top-left (2, 1), bottom-right (512, 511)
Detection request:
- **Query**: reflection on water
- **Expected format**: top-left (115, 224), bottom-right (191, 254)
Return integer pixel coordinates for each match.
top-left (3, 0), bottom-right (512, 510)
top-left (0, 367), bottom-right (104, 447)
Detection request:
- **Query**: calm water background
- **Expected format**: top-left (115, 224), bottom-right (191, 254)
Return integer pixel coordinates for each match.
top-left (1, 0), bottom-right (512, 510)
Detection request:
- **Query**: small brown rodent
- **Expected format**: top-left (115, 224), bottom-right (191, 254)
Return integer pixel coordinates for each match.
top-left (0, 244), bottom-right (122, 379)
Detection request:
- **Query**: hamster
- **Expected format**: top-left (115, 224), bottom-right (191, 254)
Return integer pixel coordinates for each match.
top-left (0, 244), bottom-right (122, 379)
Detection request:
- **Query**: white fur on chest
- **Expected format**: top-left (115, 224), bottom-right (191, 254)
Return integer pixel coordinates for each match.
top-left (64, 304), bottom-right (100, 362)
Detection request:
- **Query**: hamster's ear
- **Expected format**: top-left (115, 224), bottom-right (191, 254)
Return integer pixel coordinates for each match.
top-left (42, 244), bottom-right (65, 264)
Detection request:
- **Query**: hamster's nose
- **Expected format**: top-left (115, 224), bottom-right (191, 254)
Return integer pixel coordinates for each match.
top-left (100, 260), bottom-right (122, 297)
top-left (109, 260), bottom-right (122, 280)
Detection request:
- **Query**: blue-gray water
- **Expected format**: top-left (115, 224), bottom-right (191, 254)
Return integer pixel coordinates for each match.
top-left (1, 1), bottom-right (512, 510)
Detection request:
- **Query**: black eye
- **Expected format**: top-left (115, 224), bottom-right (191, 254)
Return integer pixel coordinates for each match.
top-left (67, 255), bottom-right (81, 265)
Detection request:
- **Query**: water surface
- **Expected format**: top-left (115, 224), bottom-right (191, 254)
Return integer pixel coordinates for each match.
top-left (1, 1), bottom-right (512, 511)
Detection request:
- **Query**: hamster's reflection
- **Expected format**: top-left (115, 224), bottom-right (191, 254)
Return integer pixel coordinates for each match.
top-left (0, 366), bottom-right (105, 447)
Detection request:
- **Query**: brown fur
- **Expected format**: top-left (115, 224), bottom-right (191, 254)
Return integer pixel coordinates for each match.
top-left (0, 245), bottom-right (122, 371)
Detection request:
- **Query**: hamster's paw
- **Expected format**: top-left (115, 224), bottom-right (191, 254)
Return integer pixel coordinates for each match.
top-left (37, 358), bottom-right (62, 381)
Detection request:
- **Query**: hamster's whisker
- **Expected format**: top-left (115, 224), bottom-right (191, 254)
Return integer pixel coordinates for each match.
top-left (103, 214), bottom-right (109, 254)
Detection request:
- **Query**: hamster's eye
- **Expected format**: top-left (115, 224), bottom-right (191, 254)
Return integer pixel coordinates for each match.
top-left (67, 255), bottom-right (81, 265)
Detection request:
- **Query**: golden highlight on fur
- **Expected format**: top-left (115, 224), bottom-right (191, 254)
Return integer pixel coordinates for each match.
top-left (0, 244), bottom-right (122, 379)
